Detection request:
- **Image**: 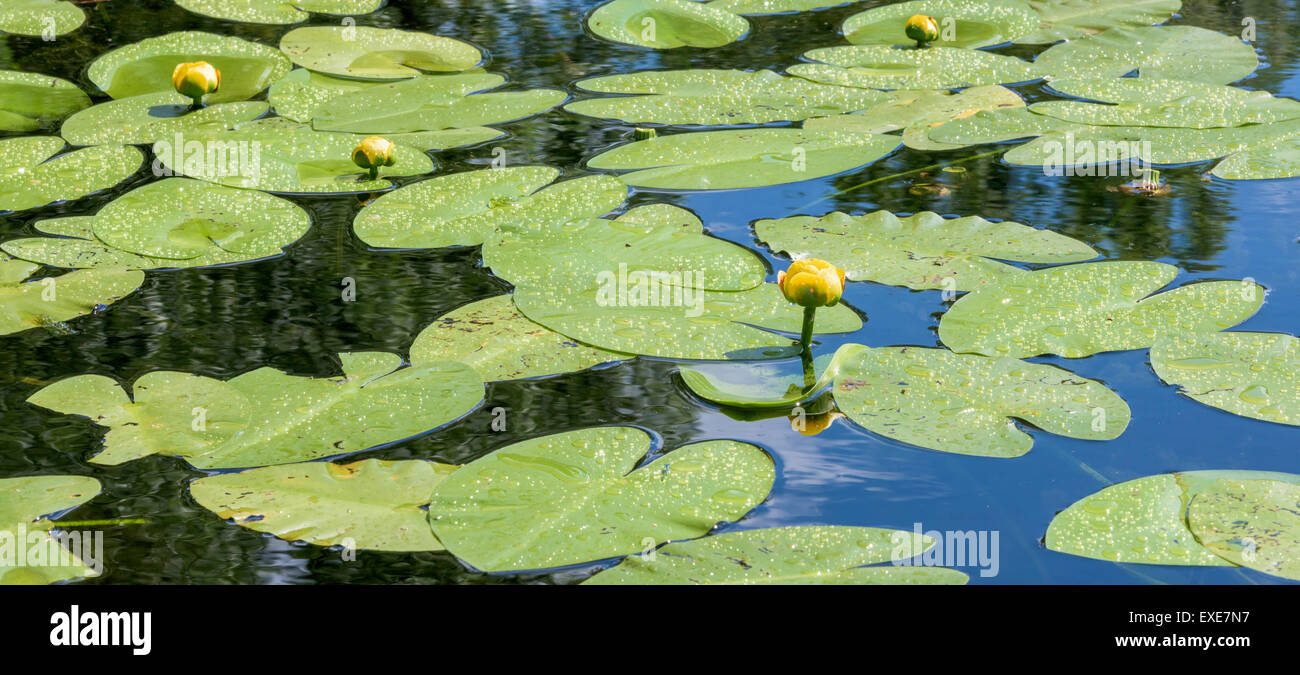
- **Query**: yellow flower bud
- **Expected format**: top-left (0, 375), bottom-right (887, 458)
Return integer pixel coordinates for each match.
top-left (352, 136), bottom-right (396, 180)
top-left (777, 258), bottom-right (845, 308)
top-left (905, 14), bottom-right (940, 46)
top-left (172, 61), bottom-right (220, 105)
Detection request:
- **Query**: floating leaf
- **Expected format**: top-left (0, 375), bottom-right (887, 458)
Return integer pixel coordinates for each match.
top-left (0, 70), bottom-right (90, 132)
top-left (584, 525), bottom-right (967, 584)
top-left (842, 0), bottom-right (1039, 49)
top-left (679, 349), bottom-right (841, 408)
top-left (938, 262), bottom-right (1264, 358)
top-left (60, 91), bottom-right (269, 146)
top-left (0, 137), bottom-right (142, 213)
top-left (0, 0), bottom-right (84, 37)
top-left (3, 215), bottom-right (239, 271)
top-left (176, 0), bottom-right (383, 25)
top-left (789, 45), bottom-right (1037, 91)
top-left (483, 203), bottom-right (766, 290)
top-left (1016, 0), bottom-right (1181, 44)
top-left (354, 168), bottom-right (626, 248)
top-left (804, 85), bottom-right (1025, 151)
top-left (586, 0), bottom-right (749, 49)
top-left (190, 459), bottom-right (456, 551)
top-left (269, 67), bottom-right (502, 122)
top-left (1151, 332), bottom-right (1300, 427)
top-left (279, 26), bottom-right (482, 80)
top-left (1188, 479), bottom-right (1300, 581)
top-left (0, 475), bottom-right (101, 585)
top-left (707, 0), bottom-right (848, 14)
top-left (0, 258), bottom-right (144, 335)
top-left (27, 352), bottom-right (485, 469)
top-left (754, 210), bottom-right (1095, 291)
top-left (587, 128), bottom-right (899, 190)
top-left (564, 69), bottom-right (886, 126)
top-left (514, 282), bottom-right (862, 360)
top-left (311, 76), bottom-right (565, 134)
top-left (1031, 26), bottom-right (1258, 85)
top-left (88, 31), bottom-right (292, 103)
top-left (427, 427), bottom-right (774, 572)
top-left (832, 345), bottom-right (1129, 457)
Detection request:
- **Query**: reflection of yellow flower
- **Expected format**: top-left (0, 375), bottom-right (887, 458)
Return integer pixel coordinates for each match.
top-left (352, 136), bottom-right (396, 180)
top-left (791, 411), bottom-right (841, 436)
top-left (905, 14), bottom-right (939, 46)
top-left (777, 258), bottom-right (845, 308)
top-left (172, 61), bottom-right (220, 105)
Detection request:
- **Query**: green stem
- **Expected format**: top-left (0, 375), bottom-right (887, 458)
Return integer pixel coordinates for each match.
top-left (366, 166), bottom-right (379, 181)
top-left (799, 305), bottom-right (816, 354)
top-left (793, 148), bottom-right (1003, 214)
top-left (800, 344), bottom-right (816, 389)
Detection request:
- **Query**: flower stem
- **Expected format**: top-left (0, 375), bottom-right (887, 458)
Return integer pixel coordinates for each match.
top-left (799, 305), bottom-right (816, 353)
top-left (367, 166), bottom-right (378, 181)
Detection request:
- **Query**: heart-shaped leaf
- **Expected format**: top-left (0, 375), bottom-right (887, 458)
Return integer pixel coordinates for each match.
top-left (587, 0), bottom-right (750, 49)
top-left (804, 85), bottom-right (1025, 151)
top-left (1188, 478), bottom-right (1300, 581)
top-left (842, 0), bottom-right (1039, 49)
top-left (0, 137), bottom-right (142, 213)
top-left (1151, 331), bottom-right (1300, 427)
top-left (789, 45), bottom-right (1037, 90)
top-left (0, 258), bottom-right (143, 335)
top-left (88, 31), bottom-right (292, 103)
top-left (176, 0), bottom-right (383, 25)
top-left (0, 475), bottom-right (101, 585)
top-left (1015, 0), bottom-right (1182, 44)
top-left (1031, 25), bottom-right (1258, 84)
top-left (279, 26), bottom-right (482, 80)
top-left (269, 67), bottom-right (502, 121)
top-left (0, 0), bottom-right (84, 37)
top-left (0, 70), bottom-right (90, 132)
top-left (310, 75), bottom-right (565, 134)
top-left (60, 92), bottom-right (269, 146)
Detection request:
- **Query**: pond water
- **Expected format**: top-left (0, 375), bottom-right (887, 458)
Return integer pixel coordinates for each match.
top-left (2, 0), bottom-right (1298, 584)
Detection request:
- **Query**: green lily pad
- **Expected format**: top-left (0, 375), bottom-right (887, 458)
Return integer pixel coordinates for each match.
top-left (583, 525), bottom-right (968, 584)
top-left (176, 0), bottom-right (383, 25)
top-left (707, 0), bottom-right (847, 14)
top-left (0, 137), bottom-right (142, 213)
top-left (0, 70), bottom-right (90, 132)
top-left (938, 262), bottom-right (1264, 359)
top-left (354, 168), bottom-right (626, 249)
top-left (0, 0), bottom-right (84, 37)
top-left (586, 128), bottom-right (900, 190)
top-left (88, 31), bottom-right (292, 103)
top-left (410, 295), bottom-right (630, 381)
top-left (279, 26), bottom-right (482, 80)
top-left (1031, 26), bottom-right (1258, 84)
top-left (842, 0), bottom-right (1039, 49)
top-left (587, 0), bottom-right (749, 49)
top-left (156, 118), bottom-right (435, 193)
top-left (804, 85), bottom-right (1025, 151)
top-left (311, 76), bottom-right (566, 134)
top-left (427, 426), bottom-right (774, 572)
top-left (268, 67), bottom-right (503, 122)
top-left (755, 210), bottom-right (1096, 291)
top-left (27, 352), bottom-right (485, 469)
top-left (832, 345), bottom-right (1129, 457)
top-left (1188, 479), bottom-right (1300, 581)
top-left (789, 45), bottom-right (1037, 91)
top-left (4, 213), bottom-right (261, 272)
top-left (1151, 332), bottom-right (1300, 427)
top-left (1046, 470), bottom-right (1300, 568)
top-left (0, 258), bottom-right (144, 335)
top-left (190, 459), bottom-right (457, 551)
top-left (60, 91), bottom-right (269, 146)
top-left (514, 281), bottom-right (862, 360)
top-left (679, 349), bottom-right (842, 408)
top-left (1015, 0), bottom-right (1181, 44)
top-left (483, 203), bottom-right (767, 290)
top-left (564, 69), bottom-right (887, 126)
top-left (0, 475), bottom-right (101, 585)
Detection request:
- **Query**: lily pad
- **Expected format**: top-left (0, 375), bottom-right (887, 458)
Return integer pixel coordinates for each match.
top-left (190, 459), bottom-right (457, 551)
top-left (679, 348), bottom-right (843, 408)
top-left (1031, 26), bottom-right (1258, 85)
top-left (0, 137), bottom-right (142, 213)
top-left (514, 281), bottom-right (862, 360)
top-left (789, 45), bottom-right (1038, 91)
top-left (483, 203), bottom-right (767, 290)
top-left (938, 262), bottom-right (1264, 358)
top-left (0, 258), bottom-right (144, 335)
top-left (279, 26), bottom-right (482, 80)
top-left (0, 475), bottom-right (101, 585)
top-left (427, 426), bottom-right (775, 572)
top-left (269, 67), bottom-right (502, 122)
top-left (707, 0), bottom-right (847, 14)
top-left (354, 168), bottom-right (626, 249)
top-left (311, 76), bottom-right (566, 134)
top-left (176, 0), bottom-right (383, 25)
top-left (0, 70), bottom-right (90, 132)
top-left (27, 352), bottom-right (485, 469)
top-left (586, 0), bottom-right (749, 49)
top-left (1151, 332), bottom-right (1300, 427)
top-left (586, 128), bottom-right (900, 190)
top-left (410, 295), bottom-right (630, 381)
top-left (564, 69), bottom-right (887, 126)
top-left (804, 85), bottom-right (1025, 151)
top-left (0, 0), bottom-right (84, 37)
top-left (60, 91), bottom-right (269, 146)
top-left (88, 31), bottom-right (293, 103)
top-left (583, 525), bottom-right (968, 584)
top-left (156, 118), bottom-right (435, 193)
top-left (842, 0), bottom-right (1039, 49)
top-left (832, 345), bottom-right (1129, 457)
top-left (1016, 0), bottom-right (1182, 44)
top-left (1188, 479), bottom-right (1300, 581)
top-left (754, 210), bottom-right (1096, 291)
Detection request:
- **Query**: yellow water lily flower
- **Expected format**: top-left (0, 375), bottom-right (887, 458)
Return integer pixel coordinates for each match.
top-left (905, 14), bottom-right (939, 47)
top-left (352, 136), bottom-right (396, 180)
top-left (171, 61), bottom-right (220, 106)
top-left (777, 258), bottom-right (845, 308)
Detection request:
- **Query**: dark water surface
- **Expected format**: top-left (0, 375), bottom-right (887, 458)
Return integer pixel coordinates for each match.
top-left (2, 0), bottom-right (1298, 584)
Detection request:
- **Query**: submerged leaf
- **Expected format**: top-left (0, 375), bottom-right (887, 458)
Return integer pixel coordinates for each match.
top-left (843, 0), bottom-right (1038, 49)
top-left (587, 0), bottom-right (749, 49)
top-left (0, 137), bottom-right (142, 213)
top-left (279, 26), bottom-right (482, 80)
top-left (0, 70), bottom-right (90, 132)
top-left (1189, 479), bottom-right (1300, 581)
top-left (87, 31), bottom-right (292, 103)
top-left (1151, 332), bottom-right (1300, 427)
top-left (0, 259), bottom-right (144, 335)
